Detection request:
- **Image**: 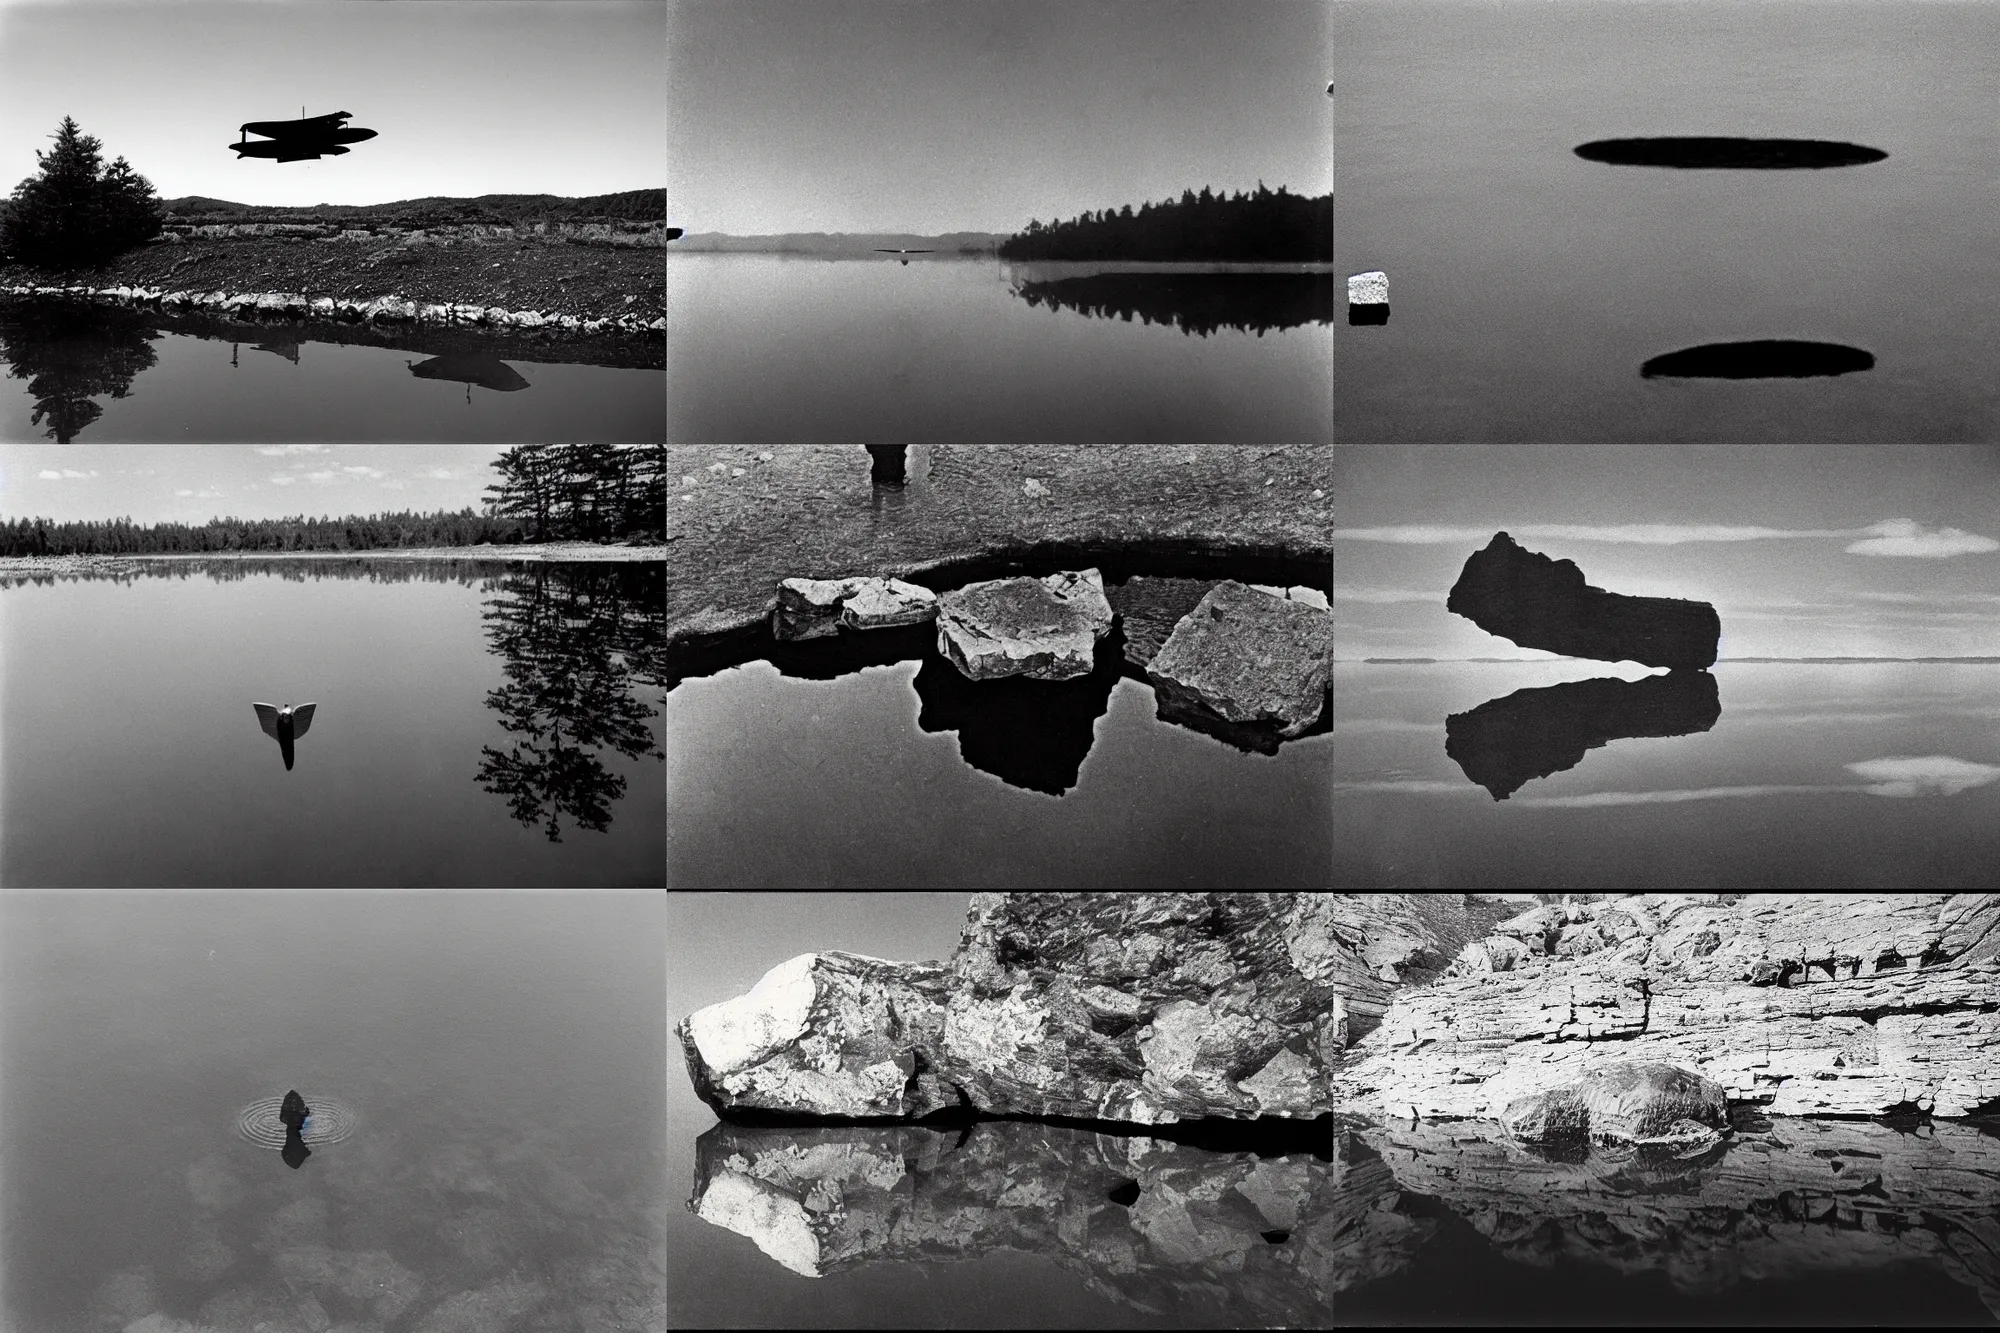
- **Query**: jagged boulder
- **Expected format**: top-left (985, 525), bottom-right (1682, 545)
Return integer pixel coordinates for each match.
top-left (1447, 531), bottom-right (1720, 670)
top-left (772, 575), bottom-right (938, 640)
top-left (1145, 581), bottom-right (1332, 738)
top-left (935, 569), bottom-right (1113, 681)
top-left (1500, 1062), bottom-right (1728, 1144)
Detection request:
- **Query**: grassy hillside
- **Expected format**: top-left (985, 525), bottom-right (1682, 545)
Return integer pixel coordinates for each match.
top-left (159, 189), bottom-right (665, 227)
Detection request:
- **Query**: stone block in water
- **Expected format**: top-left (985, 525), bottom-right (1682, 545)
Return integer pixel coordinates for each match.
top-left (1346, 270), bottom-right (1388, 305)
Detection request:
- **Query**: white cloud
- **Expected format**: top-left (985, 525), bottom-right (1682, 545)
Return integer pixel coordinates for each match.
top-left (270, 475), bottom-right (298, 486)
top-left (1518, 785), bottom-right (1828, 807)
top-left (1332, 524), bottom-right (1846, 546)
top-left (255, 445), bottom-right (324, 456)
top-left (341, 465), bottom-right (387, 479)
top-left (418, 466), bottom-right (460, 480)
top-left (37, 469), bottom-right (98, 479)
top-left (37, 470), bottom-right (61, 479)
top-left (1846, 755), bottom-right (2000, 797)
top-left (1336, 586), bottom-right (1440, 604)
top-left (175, 489), bottom-right (193, 496)
top-left (1845, 520), bottom-right (2000, 558)
top-left (305, 471), bottom-right (337, 484)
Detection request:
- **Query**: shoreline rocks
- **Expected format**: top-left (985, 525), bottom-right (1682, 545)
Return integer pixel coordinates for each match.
top-left (1499, 1061), bottom-right (1729, 1145)
top-left (0, 282), bottom-right (664, 336)
top-left (935, 568), bottom-right (1113, 681)
top-left (772, 575), bottom-right (939, 640)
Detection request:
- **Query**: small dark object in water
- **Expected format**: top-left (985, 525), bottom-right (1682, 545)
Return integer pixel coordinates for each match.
top-left (1107, 1179), bottom-right (1141, 1207)
top-left (281, 1133), bottom-right (311, 1169)
top-left (1262, 1229), bottom-right (1290, 1244)
top-left (1641, 340), bottom-right (1875, 380)
top-left (1575, 137), bottom-right (1888, 169)
top-left (278, 1089), bottom-right (311, 1131)
top-left (1348, 304), bottom-right (1389, 326)
top-left (866, 444), bottom-right (907, 485)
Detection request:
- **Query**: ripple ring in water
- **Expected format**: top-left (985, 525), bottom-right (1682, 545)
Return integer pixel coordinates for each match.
top-left (235, 1096), bottom-right (358, 1147)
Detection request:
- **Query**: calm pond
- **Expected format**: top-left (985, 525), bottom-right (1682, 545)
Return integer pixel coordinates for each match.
top-left (666, 255), bottom-right (1332, 442)
top-left (1331, 661), bottom-right (2000, 888)
top-left (1334, 0), bottom-right (2000, 441)
top-left (669, 1111), bottom-right (1999, 1328)
top-left (0, 889), bottom-right (666, 1333)
top-left (0, 559), bottom-right (665, 886)
top-left (668, 557), bottom-right (1331, 889)
top-left (0, 297), bottom-right (664, 442)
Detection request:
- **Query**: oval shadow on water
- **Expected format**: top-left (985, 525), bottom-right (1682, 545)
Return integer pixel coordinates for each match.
top-left (1575, 137), bottom-right (1889, 169)
top-left (1641, 340), bottom-right (1875, 380)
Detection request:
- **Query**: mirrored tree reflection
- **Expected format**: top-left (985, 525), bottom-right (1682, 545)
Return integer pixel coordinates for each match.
top-left (0, 296), bottom-right (160, 441)
top-left (1010, 271), bottom-right (1334, 337)
top-left (476, 563), bottom-right (664, 841)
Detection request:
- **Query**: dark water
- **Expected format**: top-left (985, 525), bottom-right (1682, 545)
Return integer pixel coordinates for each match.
top-left (0, 297), bottom-right (664, 442)
top-left (666, 255), bottom-right (1331, 441)
top-left (0, 559), bottom-right (665, 886)
top-left (669, 1112), bottom-right (1999, 1328)
top-left (667, 558), bottom-right (1331, 888)
top-left (1330, 661), bottom-right (2000, 888)
top-left (0, 890), bottom-right (666, 1333)
top-left (1334, 0), bottom-right (2000, 441)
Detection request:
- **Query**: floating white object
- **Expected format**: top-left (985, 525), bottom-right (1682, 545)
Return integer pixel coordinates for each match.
top-left (1347, 271), bottom-right (1388, 306)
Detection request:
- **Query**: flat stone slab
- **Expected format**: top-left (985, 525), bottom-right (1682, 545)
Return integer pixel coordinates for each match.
top-left (936, 568), bottom-right (1113, 680)
top-left (1145, 581), bottom-right (1333, 737)
top-left (1347, 270), bottom-right (1388, 305)
top-left (773, 575), bottom-right (938, 640)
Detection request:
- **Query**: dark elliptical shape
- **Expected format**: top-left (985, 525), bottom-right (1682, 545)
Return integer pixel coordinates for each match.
top-left (1574, 137), bottom-right (1888, 169)
top-left (1447, 532), bottom-right (1720, 671)
top-left (1641, 339), bottom-right (1875, 380)
top-left (1445, 670), bottom-right (1721, 800)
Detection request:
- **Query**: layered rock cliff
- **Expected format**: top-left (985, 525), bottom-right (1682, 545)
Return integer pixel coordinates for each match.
top-left (1331, 893), bottom-right (1999, 1120)
top-left (678, 893), bottom-right (1505, 1126)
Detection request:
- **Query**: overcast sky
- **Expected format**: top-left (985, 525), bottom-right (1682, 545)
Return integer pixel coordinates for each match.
top-left (1335, 446), bottom-right (2000, 661)
top-left (0, 1), bottom-right (663, 207)
top-left (668, 0), bottom-right (1332, 234)
top-left (0, 445), bottom-right (511, 523)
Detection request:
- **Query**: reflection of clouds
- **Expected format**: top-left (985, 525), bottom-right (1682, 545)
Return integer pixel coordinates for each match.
top-left (1845, 520), bottom-right (2000, 558)
top-left (1331, 780), bottom-right (1490, 795)
top-left (1846, 755), bottom-right (2000, 797)
top-left (1336, 585), bottom-right (1440, 604)
top-left (1331, 719), bottom-right (1446, 735)
top-left (1517, 784), bottom-right (1827, 807)
top-left (1334, 523), bottom-right (1848, 545)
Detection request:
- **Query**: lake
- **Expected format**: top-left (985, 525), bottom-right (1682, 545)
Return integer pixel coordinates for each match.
top-left (0, 297), bottom-right (664, 443)
top-left (668, 1109), bottom-right (1999, 1328)
top-left (1330, 660), bottom-right (2000, 888)
top-left (1333, 0), bottom-right (2000, 441)
top-left (666, 255), bottom-right (1332, 442)
top-left (0, 558), bottom-right (665, 886)
top-left (0, 889), bottom-right (666, 1333)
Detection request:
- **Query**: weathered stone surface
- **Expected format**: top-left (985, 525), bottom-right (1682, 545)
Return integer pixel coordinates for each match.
top-left (679, 894), bottom-right (1502, 1125)
top-left (1106, 575), bottom-right (1220, 669)
top-left (1332, 894), bottom-right (2000, 1121)
top-left (1146, 581), bottom-right (1332, 738)
top-left (688, 1118), bottom-right (1351, 1325)
top-left (935, 569), bottom-right (1112, 681)
top-left (1447, 531), bottom-right (1721, 670)
top-left (1500, 1061), bottom-right (1728, 1144)
top-left (772, 575), bottom-right (938, 640)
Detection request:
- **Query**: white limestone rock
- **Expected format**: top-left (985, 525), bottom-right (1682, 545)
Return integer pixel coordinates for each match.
top-left (1347, 270), bottom-right (1388, 305)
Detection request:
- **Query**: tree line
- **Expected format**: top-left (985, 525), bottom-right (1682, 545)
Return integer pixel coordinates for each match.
top-left (483, 445), bottom-right (666, 542)
top-left (998, 183), bottom-right (1331, 263)
top-left (0, 508), bottom-right (527, 556)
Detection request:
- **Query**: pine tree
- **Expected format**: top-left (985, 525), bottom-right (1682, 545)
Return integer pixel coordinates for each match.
top-left (1, 118), bottom-right (163, 270)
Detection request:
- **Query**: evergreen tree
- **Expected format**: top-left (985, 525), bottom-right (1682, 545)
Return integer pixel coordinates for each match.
top-left (1, 118), bottom-right (164, 270)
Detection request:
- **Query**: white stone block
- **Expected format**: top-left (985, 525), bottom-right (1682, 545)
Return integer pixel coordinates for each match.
top-left (1347, 270), bottom-right (1388, 305)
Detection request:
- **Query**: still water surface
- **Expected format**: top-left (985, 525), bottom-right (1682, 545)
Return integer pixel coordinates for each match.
top-left (1334, 0), bottom-right (2000, 441)
top-left (1, 559), bottom-right (665, 886)
top-left (0, 298), bottom-right (664, 442)
top-left (667, 255), bottom-right (1331, 442)
top-left (0, 890), bottom-right (666, 1333)
top-left (1331, 661), bottom-right (2000, 887)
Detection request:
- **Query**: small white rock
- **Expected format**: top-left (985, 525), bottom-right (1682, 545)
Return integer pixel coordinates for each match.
top-left (732, 467), bottom-right (746, 477)
top-left (681, 475), bottom-right (699, 487)
top-left (759, 451), bottom-right (774, 462)
top-left (1311, 489), bottom-right (1325, 499)
top-left (1023, 478), bottom-right (1049, 497)
top-left (1348, 270), bottom-right (1388, 305)
top-left (708, 462), bottom-right (728, 475)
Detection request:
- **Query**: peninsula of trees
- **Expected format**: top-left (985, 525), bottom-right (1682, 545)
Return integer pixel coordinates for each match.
top-left (0, 445), bottom-right (665, 556)
top-left (999, 185), bottom-right (1331, 262)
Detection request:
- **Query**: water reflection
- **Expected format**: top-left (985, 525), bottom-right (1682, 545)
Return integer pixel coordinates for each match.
top-left (406, 353), bottom-right (532, 395)
top-left (911, 628), bottom-right (1125, 795)
top-left (1576, 137), bottom-right (1889, 169)
top-left (0, 295), bottom-right (158, 441)
top-left (689, 1118), bottom-right (1343, 1326)
top-left (474, 564), bottom-right (664, 842)
top-left (1446, 670), bottom-right (1722, 799)
top-left (1011, 271), bottom-right (1334, 336)
top-left (1642, 340), bottom-right (1876, 379)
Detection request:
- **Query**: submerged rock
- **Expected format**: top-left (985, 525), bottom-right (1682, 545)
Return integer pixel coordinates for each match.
top-left (1447, 532), bottom-right (1720, 669)
top-left (1146, 581), bottom-right (1332, 738)
top-left (935, 569), bottom-right (1113, 681)
top-left (1500, 1062), bottom-right (1728, 1144)
top-left (679, 894), bottom-right (1503, 1125)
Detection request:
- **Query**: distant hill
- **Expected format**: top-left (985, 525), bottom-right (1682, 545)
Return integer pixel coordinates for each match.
top-left (159, 190), bottom-right (665, 226)
top-left (669, 231), bottom-right (1007, 254)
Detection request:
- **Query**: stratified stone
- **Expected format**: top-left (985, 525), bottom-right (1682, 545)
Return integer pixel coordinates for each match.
top-left (1500, 1062), bottom-right (1728, 1144)
top-left (935, 569), bottom-right (1113, 681)
top-left (772, 575), bottom-right (938, 640)
top-left (1447, 532), bottom-right (1720, 670)
top-left (1146, 581), bottom-right (1332, 738)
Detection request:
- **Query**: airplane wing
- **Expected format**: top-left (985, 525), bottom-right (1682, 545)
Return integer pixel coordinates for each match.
top-left (290, 704), bottom-right (317, 738)
top-left (254, 703), bottom-right (281, 741)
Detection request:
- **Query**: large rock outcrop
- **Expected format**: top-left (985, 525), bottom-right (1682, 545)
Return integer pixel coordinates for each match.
top-left (935, 569), bottom-right (1114, 681)
top-left (1447, 532), bottom-right (1720, 670)
top-left (1145, 581), bottom-right (1332, 739)
top-left (1332, 893), bottom-right (2000, 1121)
top-left (1499, 1061), bottom-right (1728, 1144)
top-left (678, 894), bottom-right (1506, 1126)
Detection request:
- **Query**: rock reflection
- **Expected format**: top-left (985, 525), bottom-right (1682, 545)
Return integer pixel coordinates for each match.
top-left (911, 631), bottom-right (1123, 795)
top-left (405, 352), bottom-right (532, 395)
top-left (0, 295), bottom-right (159, 441)
top-left (1642, 340), bottom-right (1875, 379)
top-left (1446, 670), bottom-right (1721, 799)
top-left (689, 1118), bottom-right (1355, 1325)
top-left (1011, 271), bottom-right (1334, 336)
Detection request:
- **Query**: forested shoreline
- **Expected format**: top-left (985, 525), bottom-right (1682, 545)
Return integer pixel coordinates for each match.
top-left (0, 445), bottom-right (665, 556)
top-left (999, 185), bottom-right (1331, 262)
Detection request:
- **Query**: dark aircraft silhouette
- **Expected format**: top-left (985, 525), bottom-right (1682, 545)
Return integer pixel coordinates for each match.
top-left (232, 110), bottom-right (377, 163)
top-left (876, 247), bottom-right (934, 266)
top-left (254, 701), bottom-right (317, 770)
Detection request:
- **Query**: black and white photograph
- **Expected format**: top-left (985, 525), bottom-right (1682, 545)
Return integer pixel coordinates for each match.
top-left (666, 446), bottom-right (1332, 888)
top-left (1334, 0), bottom-right (2000, 442)
top-left (0, 888), bottom-right (667, 1332)
top-left (0, 445), bottom-right (667, 888)
top-left (0, 1), bottom-right (665, 444)
top-left (668, 891), bottom-right (2000, 1330)
top-left (667, 0), bottom-right (1332, 443)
